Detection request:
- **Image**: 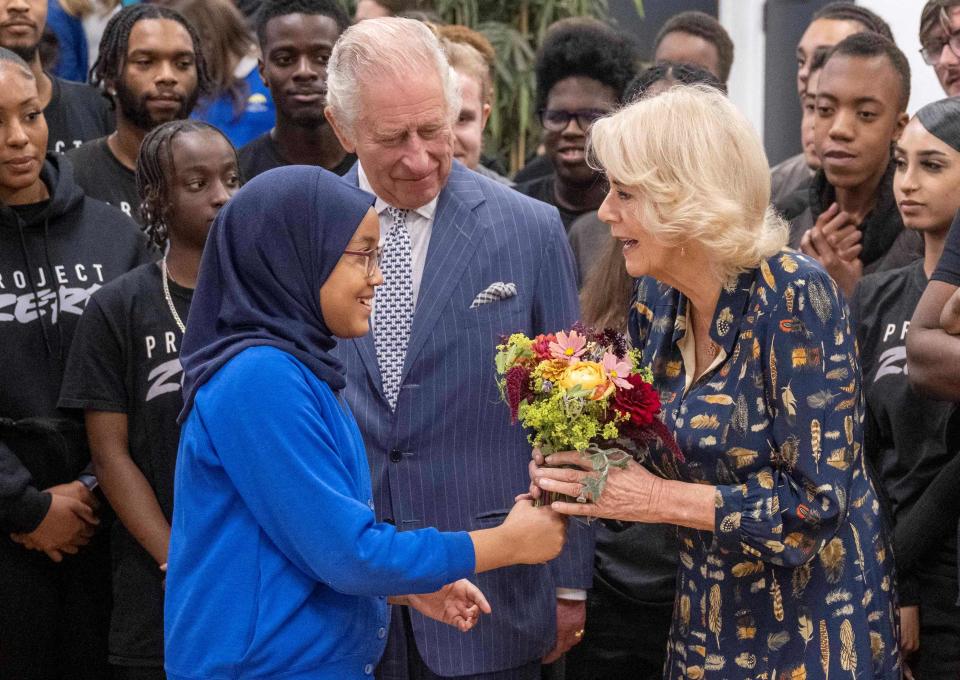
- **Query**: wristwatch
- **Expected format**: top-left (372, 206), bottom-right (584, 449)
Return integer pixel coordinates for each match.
top-left (78, 474), bottom-right (99, 491)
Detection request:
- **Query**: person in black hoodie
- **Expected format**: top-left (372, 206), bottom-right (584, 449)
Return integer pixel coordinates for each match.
top-left (0, 48), bottom-right (150, 680)
top-left (790, 32), bottom-right (923, 299)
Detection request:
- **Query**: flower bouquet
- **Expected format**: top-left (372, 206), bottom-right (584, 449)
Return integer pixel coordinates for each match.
top-left (495, 323), bottom-right (680, 504)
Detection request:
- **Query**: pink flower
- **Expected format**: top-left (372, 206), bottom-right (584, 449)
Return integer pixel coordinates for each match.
top-left (601, 352), bottom-right (633, 389)
top-left (549, 330), bottom-right (587, 361)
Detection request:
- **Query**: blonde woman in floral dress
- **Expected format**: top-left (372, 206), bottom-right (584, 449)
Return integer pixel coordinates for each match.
top-left (531, 85), bottom-right (900, 678)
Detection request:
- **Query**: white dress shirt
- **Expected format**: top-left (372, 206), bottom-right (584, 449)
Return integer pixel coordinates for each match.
top-left (358, 163), bottom-right (437, 309)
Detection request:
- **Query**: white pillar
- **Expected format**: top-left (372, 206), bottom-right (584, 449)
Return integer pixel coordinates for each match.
top-left (719, 0), bottom-right (767, 140)
top-left (856, 0), bottom-right (945, 113)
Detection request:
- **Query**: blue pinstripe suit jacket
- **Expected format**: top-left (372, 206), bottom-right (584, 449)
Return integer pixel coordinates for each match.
top-left (334, 162), bottom-right (595, 675)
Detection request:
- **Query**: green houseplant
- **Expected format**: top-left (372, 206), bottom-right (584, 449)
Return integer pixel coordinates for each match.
top-left (338, 0), bottom-right (643, 174)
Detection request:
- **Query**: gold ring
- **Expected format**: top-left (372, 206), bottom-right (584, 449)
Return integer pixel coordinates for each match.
top-left (574, 629), bottom-right (584, 638)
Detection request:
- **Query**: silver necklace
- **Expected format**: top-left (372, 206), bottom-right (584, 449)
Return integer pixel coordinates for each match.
top-left (161, 256), bottom-right (186, 334)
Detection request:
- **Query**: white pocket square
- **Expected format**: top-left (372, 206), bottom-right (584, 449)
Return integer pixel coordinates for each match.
top-left (470, 282), bottom-right (517, 309)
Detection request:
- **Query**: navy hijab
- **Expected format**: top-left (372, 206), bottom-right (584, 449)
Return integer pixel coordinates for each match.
top-left (178, 165), bottom-right (375, 421)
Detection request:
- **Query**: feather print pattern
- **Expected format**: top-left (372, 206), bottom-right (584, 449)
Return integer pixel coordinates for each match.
top-left (626, 253), bottom-right (899, 678)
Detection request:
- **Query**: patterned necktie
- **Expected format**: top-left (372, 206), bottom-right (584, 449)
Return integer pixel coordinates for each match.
top-left (375, 207), bottom-right (414, 410)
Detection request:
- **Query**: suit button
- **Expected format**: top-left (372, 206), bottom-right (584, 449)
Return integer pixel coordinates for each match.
top-left (389, 449), bottom-right (403, 463)
top-left (384, 517), bottom-right (395, 525)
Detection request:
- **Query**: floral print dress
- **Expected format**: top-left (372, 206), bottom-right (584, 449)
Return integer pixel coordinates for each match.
top-left (628, 250), bottom-right (900, 679)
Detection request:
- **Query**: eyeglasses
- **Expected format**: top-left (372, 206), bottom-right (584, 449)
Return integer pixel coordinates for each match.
top-left (920, 31), bottom-right (960, 65)
top-left (538, 108), bottom-right (610, 132)
top-left (342, 246), bottom-right (383, 278)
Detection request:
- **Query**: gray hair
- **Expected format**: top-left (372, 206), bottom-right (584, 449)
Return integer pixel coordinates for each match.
top-left (327, 17), bottom-right (462, 136)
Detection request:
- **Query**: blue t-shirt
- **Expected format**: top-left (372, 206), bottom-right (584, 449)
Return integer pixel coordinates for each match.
top-left (164, 346), bottom-right (475, 680)
top-left (192, 67), bottom-right (275, 149)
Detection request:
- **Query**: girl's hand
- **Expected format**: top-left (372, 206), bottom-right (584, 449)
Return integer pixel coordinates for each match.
top-left (404, 579), bottom-right (492, 632)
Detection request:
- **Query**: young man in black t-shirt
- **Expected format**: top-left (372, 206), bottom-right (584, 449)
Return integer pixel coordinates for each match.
top-left (0, 0), bottom-right (113, 153)
top-left (66, 5), bottom-right (210, 222)
top-left (515, 21), bottom-right (636, 232)
top-left (239, 0), bottom-right (355, 181)
top-left (60, 120), bottom-right (239, 680)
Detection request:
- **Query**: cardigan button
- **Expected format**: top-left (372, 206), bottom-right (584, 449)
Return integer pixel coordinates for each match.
top-left (378, 627), bottom-right (387, 639)
top-left (364, 663), bottom-right (374, 675)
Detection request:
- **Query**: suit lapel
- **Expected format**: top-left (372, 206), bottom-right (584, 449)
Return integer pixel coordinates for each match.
top-left (401, 170), bottom-right (485, 382)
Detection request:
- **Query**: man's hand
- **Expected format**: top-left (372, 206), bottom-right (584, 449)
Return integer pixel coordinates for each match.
top-left (800, 203), bottom-right (863, 298)
top-left (10, 492), bottom-right (98, 562)
top-left (404, 579), bottom-right (492, 632)
top-left (542, 598), bottom-right (586, 664)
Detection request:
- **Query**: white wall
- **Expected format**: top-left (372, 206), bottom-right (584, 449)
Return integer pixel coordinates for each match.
top-left (857, 0), bottom-right (945, 114)
top-left (717, 0), bottom-right (946, 146)
top-left (719, 0), bottom-right (766, 140)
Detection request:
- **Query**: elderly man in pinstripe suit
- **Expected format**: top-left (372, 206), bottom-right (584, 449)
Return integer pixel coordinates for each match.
top-left (324, 17), bottom-right (595, 680)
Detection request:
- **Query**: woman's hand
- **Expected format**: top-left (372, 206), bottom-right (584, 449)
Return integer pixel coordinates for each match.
top-left (404, 579), bottom-right (492, 632)
top-left (532, 450), bottom-right (665, 523)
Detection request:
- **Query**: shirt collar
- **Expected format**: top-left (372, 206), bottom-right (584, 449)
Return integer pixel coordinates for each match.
top-left (357, 162), bottom-right (439, 221)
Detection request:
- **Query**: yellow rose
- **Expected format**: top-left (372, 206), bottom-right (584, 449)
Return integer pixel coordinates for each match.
top-left (559, 362), bottom-right (613, 400)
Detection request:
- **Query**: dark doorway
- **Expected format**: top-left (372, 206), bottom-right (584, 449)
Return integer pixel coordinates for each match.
top-left (608, 0), bottom-right (719, 62)
top-left (763, 0), bottom-right (843, 165)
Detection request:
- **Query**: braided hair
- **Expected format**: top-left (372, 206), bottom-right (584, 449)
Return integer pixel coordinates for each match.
top-left (90, 4), bottom-right (212, 99)
top-left (136, 120), bottom-right (238, 250)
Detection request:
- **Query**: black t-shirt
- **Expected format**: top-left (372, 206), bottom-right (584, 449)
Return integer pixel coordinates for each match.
top-left (932, 210), bottom-right (960, 286)
top-left (44, 75), bottom-right (113, 154)
top-left (238, 130), bottom-right (356, 181)
top-left (852, 260), bottom-right (958, 599)
top-left (66, 137), bottom-right (139, 222)
top-left (515, 174), bottom-right (590, 232)
top-left (59, 262), bottom-right (190, 666)
top-left (513, 152), bottom-right (552, 184)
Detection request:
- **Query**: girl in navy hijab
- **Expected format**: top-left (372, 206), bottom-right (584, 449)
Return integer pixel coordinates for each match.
top-left (163, 166), bottom-right (567, 680)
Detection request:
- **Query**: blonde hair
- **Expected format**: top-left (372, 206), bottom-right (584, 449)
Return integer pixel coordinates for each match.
top-left (60, 0), bottom-right (120, 17)
top-left (436, 26), bottom-right (495, 104)
top-left (588, 84), bottom-right (788, 279)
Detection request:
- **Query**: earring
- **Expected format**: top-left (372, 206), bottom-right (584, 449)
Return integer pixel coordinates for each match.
top-left (681, 247), bottom-right (686, 257)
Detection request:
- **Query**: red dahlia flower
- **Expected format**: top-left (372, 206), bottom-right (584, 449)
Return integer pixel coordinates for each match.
top-left (613, 373), bottom-right (661, 427)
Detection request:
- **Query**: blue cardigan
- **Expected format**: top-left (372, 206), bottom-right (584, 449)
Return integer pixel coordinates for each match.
top-left (164, 347), bottom-right (476, 680)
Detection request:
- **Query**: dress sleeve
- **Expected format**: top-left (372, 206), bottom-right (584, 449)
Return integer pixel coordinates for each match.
top-left (713, 270), bottom-right (861, 567)
top-left (195, 351), bottom-right (476, 597)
